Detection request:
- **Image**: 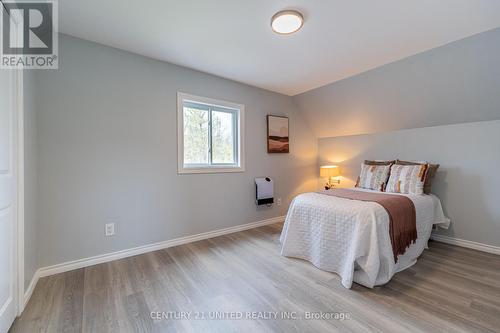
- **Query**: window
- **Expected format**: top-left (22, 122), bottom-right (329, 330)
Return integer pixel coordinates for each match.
top-left (177, 93), bottom-right (245, 173)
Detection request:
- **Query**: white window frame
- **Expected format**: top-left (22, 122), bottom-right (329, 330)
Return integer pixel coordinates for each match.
top-left (177, 92), bottom-right (245, 174)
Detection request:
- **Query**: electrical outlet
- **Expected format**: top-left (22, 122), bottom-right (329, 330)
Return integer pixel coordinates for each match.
top-left (105, 223), bottom-right (115, 236)
top-left (277, 197), bottom-right (282, 206)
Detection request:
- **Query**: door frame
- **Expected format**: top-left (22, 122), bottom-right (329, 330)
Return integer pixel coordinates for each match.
top-left (1, 0), bottom-right (25, 318)
top-left (16, 67), bottom-right (24, 316)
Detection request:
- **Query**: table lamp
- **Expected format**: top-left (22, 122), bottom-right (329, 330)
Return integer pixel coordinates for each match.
top-left (320, 165), bottom-right (340, 190)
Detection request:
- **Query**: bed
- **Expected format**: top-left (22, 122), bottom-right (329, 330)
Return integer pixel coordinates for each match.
top-left (279, 187), bottom-right (450, 289)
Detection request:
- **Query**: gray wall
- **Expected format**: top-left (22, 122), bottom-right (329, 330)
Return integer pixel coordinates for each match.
top-left (318, 120), bottom-right (500, 247)
top-left (23, 71), bottom-right (39, 290)
top-left (297, 27), bottom-right (500, 249)
top-left (33, 35), bottom-right (317, 267)
top-left (294, 27), bottom-right (500, 138)
top-left (26, 27), bottom-right (500, 271)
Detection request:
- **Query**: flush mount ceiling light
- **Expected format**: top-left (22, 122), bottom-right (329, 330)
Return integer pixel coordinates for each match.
top-left (271, 10), bottom-right (303, 35)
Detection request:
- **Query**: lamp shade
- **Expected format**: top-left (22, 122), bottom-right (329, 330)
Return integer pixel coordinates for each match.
top-left (320, 165), bottom-right (340, 178)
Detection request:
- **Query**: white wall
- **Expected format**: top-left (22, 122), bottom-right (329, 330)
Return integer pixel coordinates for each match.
top-left (32, 34), bottom-right (317, 268)
top-left (318, 120), bottom-right (500, 248)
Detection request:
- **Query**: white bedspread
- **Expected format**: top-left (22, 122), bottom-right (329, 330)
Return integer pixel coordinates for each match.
top-left (280, 188), bottom-right (450, 289)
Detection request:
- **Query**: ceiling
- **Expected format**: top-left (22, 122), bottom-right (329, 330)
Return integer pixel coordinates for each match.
top-left (59, 1), bottom-right (500, 96)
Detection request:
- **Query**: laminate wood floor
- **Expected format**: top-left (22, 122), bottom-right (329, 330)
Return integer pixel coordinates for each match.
top-left (10, 223), bottom-right (500, 333)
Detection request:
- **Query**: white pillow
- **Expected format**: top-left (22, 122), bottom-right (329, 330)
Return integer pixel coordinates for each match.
top-left (356, 163), bottom-right (391, 191)
top-left (385, 164), bottom-right (428, 195)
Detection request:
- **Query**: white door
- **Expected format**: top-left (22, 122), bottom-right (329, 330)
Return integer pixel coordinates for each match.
top-left (0, 67), bottom-right (18, 332)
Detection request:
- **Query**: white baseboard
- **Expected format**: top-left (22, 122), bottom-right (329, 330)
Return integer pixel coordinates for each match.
top-left (431, 234), bottom-right (500, 255)
top-left (23, 216), bottom-right (285, 308)
top-left (23, 271), bottom-right (40, 309)
top-left (21, 220), bottom-right (499, 310)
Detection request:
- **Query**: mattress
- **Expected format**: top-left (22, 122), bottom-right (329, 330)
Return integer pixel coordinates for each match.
top-left (279, 188), bottom-right (450, 288)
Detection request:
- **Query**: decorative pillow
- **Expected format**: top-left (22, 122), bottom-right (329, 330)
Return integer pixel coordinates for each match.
top-left (396, 160), bottom-right (439, 194)
top-left (386, 163), bottom-right (429, 195)
top-left (356, 163), bottom-right (392, 191)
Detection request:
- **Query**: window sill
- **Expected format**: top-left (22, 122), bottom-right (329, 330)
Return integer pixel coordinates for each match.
top-left (178, 166), bottom-right (245, 174)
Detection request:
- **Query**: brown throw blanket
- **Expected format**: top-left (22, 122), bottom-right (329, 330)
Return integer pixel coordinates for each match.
top-left (320, 189), bottom-right (417, 262)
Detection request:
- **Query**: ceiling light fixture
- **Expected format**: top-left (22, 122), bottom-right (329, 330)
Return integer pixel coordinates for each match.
top-left (271, 10), bottom-right (303, 35)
